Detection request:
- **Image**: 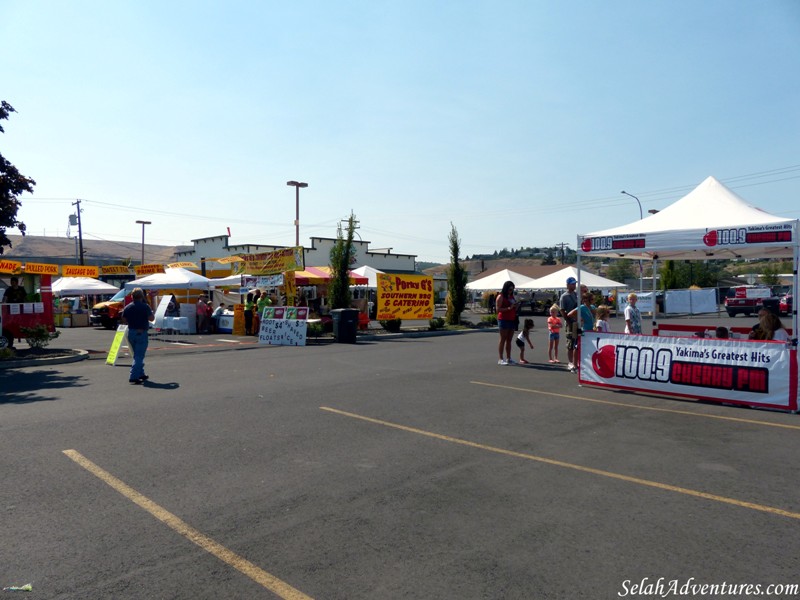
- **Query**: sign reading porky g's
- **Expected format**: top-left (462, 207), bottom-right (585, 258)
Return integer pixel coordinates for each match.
top-left (376, 274), bottom-right (435, 321)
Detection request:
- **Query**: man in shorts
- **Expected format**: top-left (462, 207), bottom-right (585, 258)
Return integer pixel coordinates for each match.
top-left (559, 277), bottom-right (579, 373)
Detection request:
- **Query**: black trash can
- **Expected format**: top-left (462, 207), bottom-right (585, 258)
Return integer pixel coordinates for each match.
top-left (331, 308), bottom-right (359, 343)
top-left (762, 298), bottom-right (780, 316)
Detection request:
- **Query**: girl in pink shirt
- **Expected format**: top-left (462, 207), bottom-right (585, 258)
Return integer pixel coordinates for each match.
top-left (547, 305), bottom-right (562, 363)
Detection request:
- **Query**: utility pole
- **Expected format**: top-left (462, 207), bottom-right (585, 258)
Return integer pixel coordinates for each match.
top-left (286, 181), bottom-right (308, 247)
top-left (72, 199), bottom-right (85, 264)
top-left (557, 242), bottom-right (569, 264)
top-left (136, 220), bottom-right (152, 265)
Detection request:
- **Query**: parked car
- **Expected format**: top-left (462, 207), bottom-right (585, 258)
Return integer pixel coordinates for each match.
top-left (724, 285), bottom-right (775, 317)
top-left (779, 294), bottom-right (793, 315)
top-left (90, 288), bottom-right (129, 329)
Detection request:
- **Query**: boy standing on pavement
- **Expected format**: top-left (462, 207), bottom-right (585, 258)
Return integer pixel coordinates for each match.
top-left (121, 287), bottom-right (154, 384)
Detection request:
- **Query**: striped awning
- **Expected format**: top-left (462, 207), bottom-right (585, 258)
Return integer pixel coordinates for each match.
top-left (293, 266), bottom-right (368, 286)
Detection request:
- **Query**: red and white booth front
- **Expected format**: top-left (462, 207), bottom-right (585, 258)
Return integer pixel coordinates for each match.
top-left (576, 176), bottom-right (799, 413)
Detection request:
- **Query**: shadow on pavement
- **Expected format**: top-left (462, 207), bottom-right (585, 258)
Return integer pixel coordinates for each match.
top-left (141, 381), bottom-right (180, 390)
top-left (0, 370), bottom-right (87, 405)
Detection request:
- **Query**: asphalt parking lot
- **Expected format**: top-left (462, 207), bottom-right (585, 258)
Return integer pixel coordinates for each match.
top-left (1, 311), bottom-right (799, 599)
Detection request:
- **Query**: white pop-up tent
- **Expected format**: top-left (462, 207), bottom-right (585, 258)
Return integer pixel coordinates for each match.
top-left (577, 175), bottom-right (799, 411)
top-left (577, 176), bottom-right (798, 330)
top-left (52, 277), bottom-right (120, 296)
top-left (578, 176), bottom-right (796, 262)
top-left (125, 267), bottom-right (211, 291)
top-left (465, 269), bottom-right (537, 291)
top-left (525, 266), bottom-right (624, 291)
top-left (351, 265), bottom-right (385, 288)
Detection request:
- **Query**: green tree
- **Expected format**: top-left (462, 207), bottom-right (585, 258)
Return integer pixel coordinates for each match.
top-left (446, 223), bottom-right (468, 325)
top-left (761, 263), bottom-right (781, 287)
top-left (328, 212), bottom-right (357, 309)
top-left (607, 260), bottom-right (634, 285)
top-left (542, 249), bottom-right (557, 265)
top-left (660, 260), bottom-right (678, 289)
top-left (661, 260), bottom-right (725, 289)
top-left (0, 101), bottom-right (36, 254)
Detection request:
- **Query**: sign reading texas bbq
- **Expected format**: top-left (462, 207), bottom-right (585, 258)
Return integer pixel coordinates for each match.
top-left (576, 176), bottom-right (800, 412)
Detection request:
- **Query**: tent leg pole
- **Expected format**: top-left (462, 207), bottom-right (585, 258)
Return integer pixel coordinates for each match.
top-left (652, 258), bottom-right (658, 334)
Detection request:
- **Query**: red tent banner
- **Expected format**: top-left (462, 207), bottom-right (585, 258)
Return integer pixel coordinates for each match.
top-left (293, 266), bottom-right (367, 286)
top-left (579, 332), bottom-right (797, 412)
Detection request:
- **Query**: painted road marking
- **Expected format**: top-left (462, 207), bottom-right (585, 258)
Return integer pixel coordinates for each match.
top-left (320, 406), bottom-right (800, 521)
top-left (62, 449), bottom-right (313, 600)
top-left (471, 381), bottom-right (800, 431)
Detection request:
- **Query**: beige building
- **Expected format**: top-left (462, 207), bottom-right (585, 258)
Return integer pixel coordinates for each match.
top-left (175, 234), bottom-right (418, 276)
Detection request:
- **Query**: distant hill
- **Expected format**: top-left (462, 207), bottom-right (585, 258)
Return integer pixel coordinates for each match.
top-left (422, 258), bottom-right (573, 280)
top-left (3, 234), bottom-right (186, 265)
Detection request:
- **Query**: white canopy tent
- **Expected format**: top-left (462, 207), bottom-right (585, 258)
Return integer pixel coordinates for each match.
top-left (577, 175), bottom-right (799, 338)
top-left (351, 265), bottom-right (385, 288)
top-left (578, 176), bottom-right (796, 262)
top-left (465, 269), bottom-right (538, 291)
top-left (125, 267), bottom-right (211, 291)
top-left (525, 266), bottom-right (624, 291)
top-left (52, 277), bottom-right (119, 296)
top-left (208, 273), bottom-right (245, 288)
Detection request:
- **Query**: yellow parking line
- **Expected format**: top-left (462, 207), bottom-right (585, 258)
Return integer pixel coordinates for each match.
top-left (471, 381), bottom-right (800, 431)
top-left (320, 407), bottom-right (800, 521)
top-left (62, 449), bottom-right (313, 600)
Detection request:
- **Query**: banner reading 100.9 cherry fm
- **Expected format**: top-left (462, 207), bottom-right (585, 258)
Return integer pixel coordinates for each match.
top-left (578, 332), bottom-right (798, 411)
top-left (376, 274), bottom-right (435, 321)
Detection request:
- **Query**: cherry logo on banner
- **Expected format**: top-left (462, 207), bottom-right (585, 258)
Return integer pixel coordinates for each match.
top-left (703, 229), bottom-right (718, 247)
top-left (591, 340), bottom-right (616, 379)
top-left (581, 239), bottom-right (593, 252)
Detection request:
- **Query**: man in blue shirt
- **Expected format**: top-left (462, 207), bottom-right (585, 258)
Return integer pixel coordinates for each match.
top-left (121, 287), bottom-right (154, 384)
top-left (559, 277), bottom-right (579, 372)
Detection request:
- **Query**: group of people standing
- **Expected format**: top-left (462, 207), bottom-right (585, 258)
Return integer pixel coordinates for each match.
top-left (496, 277), bottom-right (643, 372)
top-left (244, 290), bottom-right (274, 336)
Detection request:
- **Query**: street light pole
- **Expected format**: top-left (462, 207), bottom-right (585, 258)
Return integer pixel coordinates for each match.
top-left (621, 191), bottom-right (644, 294)
top-left (135, 220), bottom-right (151, 265)
top-left (286, 181), bottom-right (308, 247)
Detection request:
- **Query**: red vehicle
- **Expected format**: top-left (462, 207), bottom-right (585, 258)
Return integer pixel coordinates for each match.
top-left (779, 294), bottom-right (793, 316)
top-left (723, 285), bottom-right (774, 317)
top-left (0, 274), bottom-right (56, 348)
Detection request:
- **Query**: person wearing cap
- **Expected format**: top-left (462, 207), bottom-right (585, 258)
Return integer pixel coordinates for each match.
top-left (559, 277), bottom-right (579, 373)
top-left (121, 287), bottom-right (155, 384)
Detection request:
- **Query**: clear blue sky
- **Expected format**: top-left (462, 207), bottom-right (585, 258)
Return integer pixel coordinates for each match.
top-left (3, 1), bottom-right (799, 264)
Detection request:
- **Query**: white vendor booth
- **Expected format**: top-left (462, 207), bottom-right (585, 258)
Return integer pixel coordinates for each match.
top-left (576, 176), bottom-right (799, 412)
top-left (125, 267), bottom-right (211, 334)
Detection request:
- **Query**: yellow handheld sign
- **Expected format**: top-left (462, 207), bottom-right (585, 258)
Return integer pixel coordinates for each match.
top-left (106, 325), bottom-right (129, 366)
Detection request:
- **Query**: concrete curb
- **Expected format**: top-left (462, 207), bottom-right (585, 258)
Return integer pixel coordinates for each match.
top-left (354, 327), bottom-right (495, 342)
top-left (0, 349), bottom-right (90, 370)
